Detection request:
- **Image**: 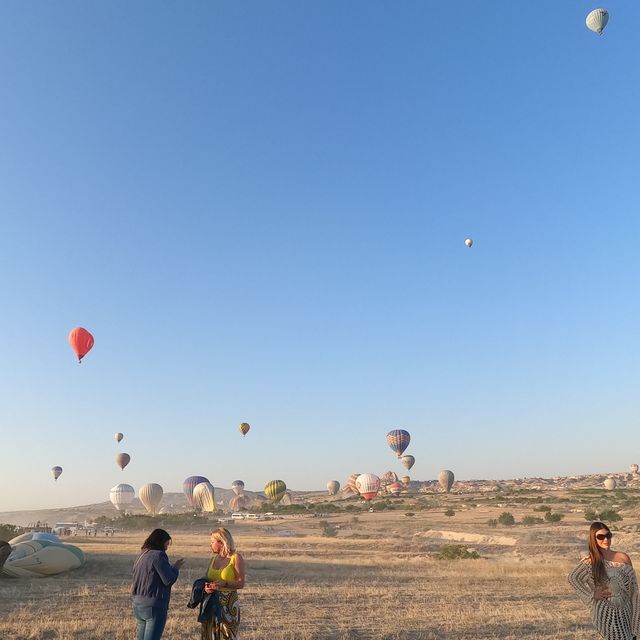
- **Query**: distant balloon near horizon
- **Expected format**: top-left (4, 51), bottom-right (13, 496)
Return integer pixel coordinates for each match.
top-left (183, 476), bottom-right (210, 507)
top-left (264, 480), bottom-right (287, 503)
top-left (355, 473), bottom-right (380, 501)
top-left (231, 480), bottom-right (245, 496)
top-left (326, 480), bottom-right (340, 495)
top-left (401, 455), bottom-right (415, 470)
top-left (192, 482), bottom-right (216, 513)
top-left (603, 477), bottom-right (617, 491)
top-left (631, 464), bottom-right (638, 475)
top-left (115, 453), bottom-right (130, 470)
top-left (229, 494), bottom-right (251, 511)
top-left (239, 422), bottom-right (250, 436)
top-left (387, 481), bottom-right (404, 496)
top-left (68, 327), bottom-right (94, 363)
top-left (51, 466), bottom-right (63, 481)
top-left (438, 470), bottom-right (455, 492)
top-left (586, 8), bottom-right (609, 34)
top-left (109, 484), bottom-right (135, 511)
top-left (464, 238), bottom-right (473, 248)
top-left (341, 473), bottom-right (360, 495)
top-left (139, 483), bottom-right (163, 514)
top-left (386, 430), bottom-right (410, 457)
top-left (114, 432), bottom-right (123, 443)
top-left (401, 475), bottom-right (411, 488)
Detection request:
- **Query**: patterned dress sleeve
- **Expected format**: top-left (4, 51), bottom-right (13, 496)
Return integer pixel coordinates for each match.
top-left (568, 560), bottom-right (594, 607)
top-left (629, 566), bottom-right (640, 638)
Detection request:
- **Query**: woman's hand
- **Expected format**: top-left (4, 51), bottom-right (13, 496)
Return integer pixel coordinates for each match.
top-left (204, 581), bottom-right (224, 593)
top-left (594, 586), bottom-right (612, 601)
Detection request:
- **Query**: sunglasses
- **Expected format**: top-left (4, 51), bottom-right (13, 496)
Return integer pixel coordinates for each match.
top-left (596, 533), bottom-right (613, 541)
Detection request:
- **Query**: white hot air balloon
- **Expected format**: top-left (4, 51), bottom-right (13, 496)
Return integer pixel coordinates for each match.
top-left (192, 482), bottom-right (216, 513)
top-left (326, 480), bottom-right (340, 495)
top-left (603, 477), bottom-right (617, 491)
top-left (355, 473), bottom-right (380, 501)
top-left (464, 238), bottom-right (473, 248)
top-left (630, 464), bottom-right (638, 475)
top-left (114, 432), bottom-right (124, 443)
top-left (109, 484), bottom-right (135, 512)
top-left (139, 483), bottom-right (163, 514)
top-left (231, 480), bottom-right (245, 496)
top-left (586, 8), bottom-right (609, 35)
top-left (438, 470), bottom-right (455, 492)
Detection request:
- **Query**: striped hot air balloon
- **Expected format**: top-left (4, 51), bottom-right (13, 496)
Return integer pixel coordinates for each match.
top-left (109, 484), bottom-right (135, 511)
top-left (139, 483), bottom-right (163, 514)
top-left (438, 470), bottom-right (455, 493)
top-left (239, 423), bottom-right (250, 436)
top-left (355, 473), bottom-right (380, 501)
top-left (183, 476), bottom-right (210, 507)
top-left (229, 494), bottom-right (251, 511)
top-left (192, 482), bottom-right (216, 513)
top-left (264, 480), bottom-right (286, 503)
top-left (341, 473), bottom-right (360, 495)
top-left (586, 8), bottom-right (609, 35)
top-left (386, 429), bottom-right (410, 457)
top-left (387, 481), bottom-right (404, 496)
top-left (401, 475), bottom-right (411, 489)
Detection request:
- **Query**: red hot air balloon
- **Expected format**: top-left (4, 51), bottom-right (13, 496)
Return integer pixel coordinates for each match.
top-left (68, 327), bottom-right (94, 363)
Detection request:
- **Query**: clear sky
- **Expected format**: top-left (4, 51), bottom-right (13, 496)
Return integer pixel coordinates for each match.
top-left (1, 2), bottom-right (639, 511)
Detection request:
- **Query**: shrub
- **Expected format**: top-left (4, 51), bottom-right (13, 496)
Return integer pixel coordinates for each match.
top-left (444, 509), bottom-right (455, 517)
top-left (436, 544), bottom-right (480, 560)
top-left (522, 516), bottom-right (544, 526)
top-left (498, 512), bottom-right (515, 526)
top-left (599, 510), bottom-right (623, 523)
top-left (319, 521), bottom-right (338, 537)
top-left (584, 509), bottom-right (598, 521)
top-left (487, 519), bottom-right (498, 528)
top-left (544, 511), bottom-right (564, 523)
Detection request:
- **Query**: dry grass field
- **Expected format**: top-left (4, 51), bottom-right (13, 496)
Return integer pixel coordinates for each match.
top-left (2, 490), bottom-right (637, 639)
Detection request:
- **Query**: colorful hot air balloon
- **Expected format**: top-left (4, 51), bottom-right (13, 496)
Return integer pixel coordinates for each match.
top-left (380, 471), bottom-right (399, 487)
top-left (341, 473), bottom-right (360, 495)
top-left (139, 483), bottom-right (163, 514)
top-left (51, 466), bottom-right (63, 481)
top-left (68, 327), bottom-right (94, 363)
top-left (401, 455), bottom-right (415, 470)
top-left (438, 470), bottom-right (455, 493)
top-left (386, 430), bottom-right (410, 457)
top-left (401, 475), bottom-right (411, 489)
top-left (192, 482), bottom-right (216, 513)
top-left (183, 476), bottom-right (210, 507)
top-left (114, 432), bottom-right (123, 443)
top-left (239, 423), bottom-right (250, 436)
top-left (229, 494), bottom-right (251, 511)
top-left (355, 474), bottom-right (380, 501)
top-left (264, 480), bottom-right (286, 503)
top-left (109, 484), bottom-right (135, 511)
top-left (387, 481), bottom-right (404, 496)
top-left (231, 480), bottom-right (245, 496)
top-left (586, 8), bottom-right (609, 34)
top-left (115, 453), bottom-right (131, 470)
top-left (326, 480), bottom-right (340, 495)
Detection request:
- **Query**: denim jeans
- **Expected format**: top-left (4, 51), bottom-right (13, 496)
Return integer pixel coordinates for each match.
top-left (133, 604), bottom-right (168, 640)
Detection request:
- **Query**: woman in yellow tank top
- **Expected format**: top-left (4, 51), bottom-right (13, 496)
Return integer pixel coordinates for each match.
top-left (201, 527), bottom-right (245, 640)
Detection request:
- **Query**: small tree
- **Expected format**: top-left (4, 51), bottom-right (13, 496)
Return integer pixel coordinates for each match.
top-left (584, 509), bottom-right (598, 521)
top-left (599, 510), bottom-right (623, 522)
top-left (436, 544), bottom-right (480, 560)
top-left (444, 509), bottom-right (455, 517)
top-left (522, 516), bottom-right (544, 526)
top-left (498, 512), bottom-right (515, 526)
top-left (544, 511), bottom-right (564, 523)
top-left (319, 521), bottom-right (338, 537)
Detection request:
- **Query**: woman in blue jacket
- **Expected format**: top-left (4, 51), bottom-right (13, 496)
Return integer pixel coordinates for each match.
top-left (131, 528), bottom-right (185, 640)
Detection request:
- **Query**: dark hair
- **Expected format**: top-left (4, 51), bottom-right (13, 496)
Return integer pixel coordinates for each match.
top-left (141, 528), bottom-right (172, 551)
top-left (588, 521), bottom-right (611, 587)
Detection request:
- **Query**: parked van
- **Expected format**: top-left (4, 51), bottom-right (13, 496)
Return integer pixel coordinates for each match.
top-left (231, 513), bottom-right (244, 520)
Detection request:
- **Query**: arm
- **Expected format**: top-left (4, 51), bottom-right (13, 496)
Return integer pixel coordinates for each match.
top-left (568, 560), bottom-right (595, 607)
top-left (629, 566), bottom-right (640, 637)
top-left (154, 551), bottom-right (180, 587)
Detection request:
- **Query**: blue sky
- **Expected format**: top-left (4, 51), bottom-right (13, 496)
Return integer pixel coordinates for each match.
top-left (1, 2), bottom-right (639, 510)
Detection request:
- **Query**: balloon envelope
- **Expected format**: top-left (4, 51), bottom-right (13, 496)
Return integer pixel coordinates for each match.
top-left (326, 480), bottom-right (340, 495)
top-left (401, 455), bottom-right (415, 470)
top-left (139, 483), bottom-right (163, 514)
top-left (183, 476), bottom-right (210, 507)
top-left (109, 484), bottom-right (135, 511)
top-left (631, 464), bottom-right (638, 474)
top-left (68, 327), bottom-right (94, 362)
top-left (355, 473), bottom-right (380, 501)
top-left (341, 473), bottom-right (360, 495)
top-left (192, 482), bottom-right (216, 513)
top-left (438, 470), bottom-right (455, 492)
top-left (2, 536), bottom-right (85, 578)
top-left (387, 481), bottom-right (404, 496)
top-left (586, 8), bottom-right (609, 34)
top-left (229, 494), bottom-right (251, 511)
top-left (465, 238), bottom-right (473, 247)
top-left (264, 480), bottom-right (287, 503)
top-left (401, 475), bottom-right (411, 488)
top-left (604, 478), bottom-right (617, 490)
top-left (386, 430), bottom-right (410, 457)
top-left (115, 453), bottom-right (131, 470)
top-left (231, 480), bottom-right (245, 496)
top-left (239, 423), bottom-right (250, 436)
top-left (51, 466), bottom-right (63, 481)
top-left (114, 432), bottom-right (123, 443)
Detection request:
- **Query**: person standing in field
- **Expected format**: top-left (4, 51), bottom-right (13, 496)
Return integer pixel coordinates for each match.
top-left (131, 528), bottom-right (185, 640)
top-left (201, 527), bottom-right (245, 640)
top-left (568, 521), bottom-right (640, 639)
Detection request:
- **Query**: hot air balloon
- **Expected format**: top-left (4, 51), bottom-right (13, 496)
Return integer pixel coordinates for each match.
top-left (341, 473), bottom-right (360, 495)
top-left (465, 238), bottom-right (473, 248)
top-left (183, 476), bottom-right (210, 507)
top-left (386, 430), bottom-right (410, 457)
top-left (51, 466), bottom-right (63, 481)
top-left (109, 484), bottom-right (135, 511)
top-left (192, 482), bottom-right (216, 513)
top-left (326, 480), bottom-right (340, 495)
top-left (387, 481), bottom-right (404, 496)
top-left (68, 327), bottom-right (94, 363)
top-left (231, 480), bottom-right (245, 496)
top-left (355, 474), bottom-right (380, 501)
top-left (264, 480), bottom-right (286, 503)
top-left (438, 470), bottom-right (455, 492)
top-left (631, 464), bottom-right (639, 475)
top-left (114, 432), bottom-right (123, 443)
top-left (239, 423), bottom-right (250, 436)
top-left (115, 453), bottom-right (131, 470)
top-left (380, 471), bottom-right (399, 486)
top-left (139, 483), bottom-right (163, 514)
top-left (229, 494), bottom-right (251, 511)
top-left (586, 8), bottom-right (609, 34)
top-left (603, 477), bottom-right (617, 491)
top-left (401, 475), bottom-right (411, 489)
top-left (401, 455), bottom-right (415, 470)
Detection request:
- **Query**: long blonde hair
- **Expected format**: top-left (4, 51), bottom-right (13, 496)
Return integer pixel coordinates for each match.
top-left (211, 527), bottom-right (236, 557)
